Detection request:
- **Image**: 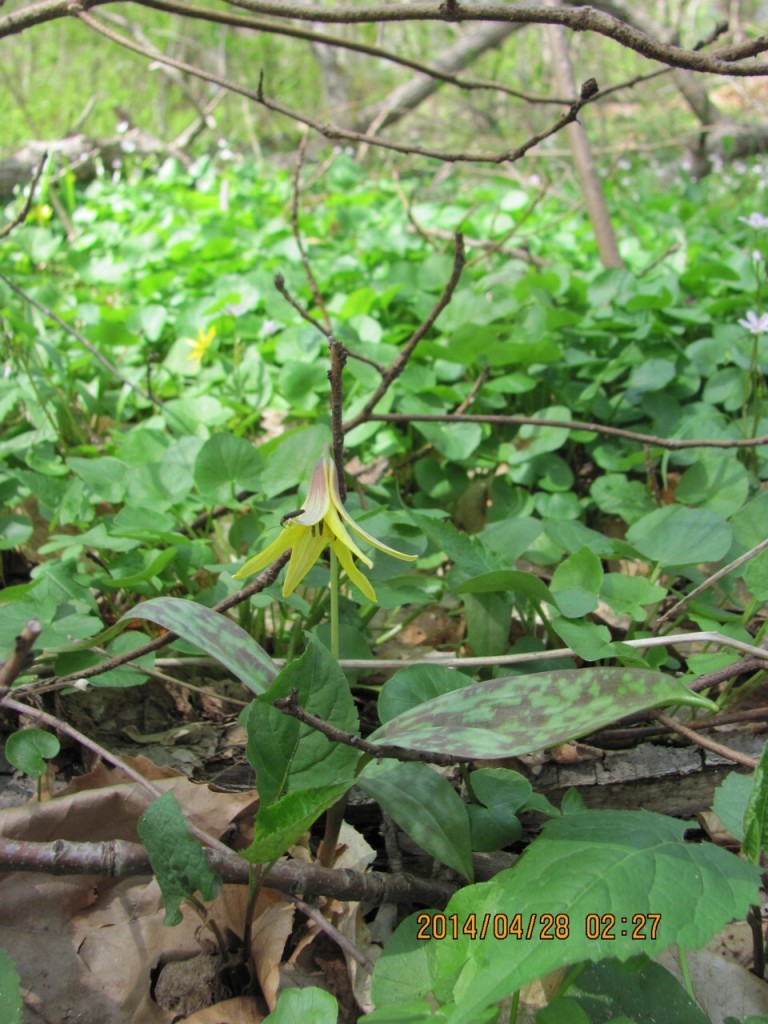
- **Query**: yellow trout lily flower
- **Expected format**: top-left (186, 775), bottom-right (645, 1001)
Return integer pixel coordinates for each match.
top-left (233, 454), bottom-right (416, 601)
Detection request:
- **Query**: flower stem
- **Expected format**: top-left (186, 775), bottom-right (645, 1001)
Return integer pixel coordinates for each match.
top-left (329, 548), bottom-right (340, 660)
top-left (317, 548), bottom-right (347, 868)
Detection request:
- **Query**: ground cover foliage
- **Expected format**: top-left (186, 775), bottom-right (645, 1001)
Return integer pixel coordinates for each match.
top-left (2, 153), bottom-right (768, 1021)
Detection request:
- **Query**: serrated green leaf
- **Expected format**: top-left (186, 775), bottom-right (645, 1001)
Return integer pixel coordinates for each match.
top-left (0, 949), bottom-right (23, 1024)
top-left (243, 634), bottom-right (359, 805)
top-left (244, 784), bottom-right (352, 863)
top-left (137, 792), bottom-right (222, 925)
top-left (5, 728), bottom-right (60, 778)
top-left (120, 596), bottom-right (276, 694)
top-left (359, 760), bottom-right (474, 881)
top-left (369, 668), bottom-right (716, 759)
top-left (431, 810), bottom-right (760, 1023)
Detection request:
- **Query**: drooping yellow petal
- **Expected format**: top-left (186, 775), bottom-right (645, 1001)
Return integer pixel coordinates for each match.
top-left (232, 528), bottom-right (294, 579)
top-left (324, 453), bottom-right (415, 563)
top-left (323, 501), bottom-right (372, 567)
top-left (332, 536), bottom-right (377, 602)
top-left (282, 524), bottom-right (329, 595)
top-left (335, 503), bottom-right (417, 562)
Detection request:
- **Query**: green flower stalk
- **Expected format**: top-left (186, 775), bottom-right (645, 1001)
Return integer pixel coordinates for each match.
top-left (233, 453), bottom-right (415, 600)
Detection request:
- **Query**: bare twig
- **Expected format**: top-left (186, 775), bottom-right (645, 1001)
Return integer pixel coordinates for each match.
top-left (593, 703), bottom-right (768, 744)
top-left (293, 897), bottom-right (375, 971)
top-left (0, 620), bottom-right (42, 699)
top-left (0, 152), bottom-right (48, 240)
top-left (343, 233), bottom-right (466, 431)
top-left (6, 0), bottom-right (768, 75)
top-left (0, 272), bottom-right (160, 411)
top-left (290, 135), bottom-right (332, 331)
top-left (655, 712), bottom-right (758, 769)
top-left (256, 72), bottom-right (597, 164)
top-left (362, 411), bottom-right (768, 450)
top-left (273, 688), bottom-right (469, 766)
top-left (653, 538), bottom-right (768, 634)
top-left (72, 12), bottom-right (598, 166)
top-left (0, 697), bottom-right (235, 854)
top-left (0, 836), bottom-right (459, 905)
top-left (136, 0), bottom-right (572, 105)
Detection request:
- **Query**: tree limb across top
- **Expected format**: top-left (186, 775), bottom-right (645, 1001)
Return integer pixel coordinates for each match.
top-left (2, 0), bottom-right (768, 76)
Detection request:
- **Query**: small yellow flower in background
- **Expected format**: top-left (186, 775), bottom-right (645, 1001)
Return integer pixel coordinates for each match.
top-left (186, 325), bottom-right (216, 369)
top-left (233, 453), bottom-right (416, 601)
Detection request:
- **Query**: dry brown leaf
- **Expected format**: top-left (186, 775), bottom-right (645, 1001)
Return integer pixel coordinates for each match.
top-left (0, 763), bottom-right (259, 1023)
top-left (214, 884), bottom-right (295, 1010)
top-left (183, 995), bottom-right (265, 1023)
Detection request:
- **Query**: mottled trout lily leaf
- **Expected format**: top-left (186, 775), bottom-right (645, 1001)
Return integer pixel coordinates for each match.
top-left (233, 452), bottom-right (416, 600)
top-left (369, 667), bottom-right (717, 759)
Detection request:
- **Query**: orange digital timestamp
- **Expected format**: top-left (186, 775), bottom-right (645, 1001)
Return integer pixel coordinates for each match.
top-left (415, 912), bottom-right (571, 941)
top-left (584, 913), bottom-right (661, 940)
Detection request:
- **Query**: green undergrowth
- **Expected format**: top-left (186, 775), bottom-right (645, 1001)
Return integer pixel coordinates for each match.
top-left (3, 152), bottom-right (768, 1023)
top-left (1, 153), bottom-right (767, 671)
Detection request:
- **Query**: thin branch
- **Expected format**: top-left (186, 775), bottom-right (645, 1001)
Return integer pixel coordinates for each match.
top-left (343, 233), bottom-right (466, 432)
top-left (653, 538), bottom-right (768, 634)
top-left (0, 697), bottom-right (235, 855)
top-left (0, 836), bottom-right (459, 905)
top-left (655, 712), bottom-right (758, 769)
top-left (271, 277), bottom-right (347, 496)
top-left (255, 71), bottom-right (597, 164)
top-left (294, 897), bottom-right (374, 971)
top-left (30, 630), bottom-right (767, 695)
top-left (593, 703), bottom-right (768, 744)
top-left (4, 0), bottom-right (768, 77)
top-left (0, 153), bottom-right (48, 240)
top-left (137, 0), bottom-right (572, 105)
top-left (340, 631), bottom-right (768, 670)
top-left (73, 12), bottom-right (597, 166)
top-left (362, 411), bottom-right (768, 449)
top-left (159, 0), bottom-right (768, 75)
top-left (0, 620), bottom-right (42, 699)
top-left (0, 272), bottom-right (160, 411)
top-left (290, 134), bottom-right (332, 331)
top-left (273, 688), bottom-right (469, 766)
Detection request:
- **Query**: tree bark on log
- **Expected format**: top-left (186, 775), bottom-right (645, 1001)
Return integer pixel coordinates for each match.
top-left (0, 130), bottom-right (167, 200)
